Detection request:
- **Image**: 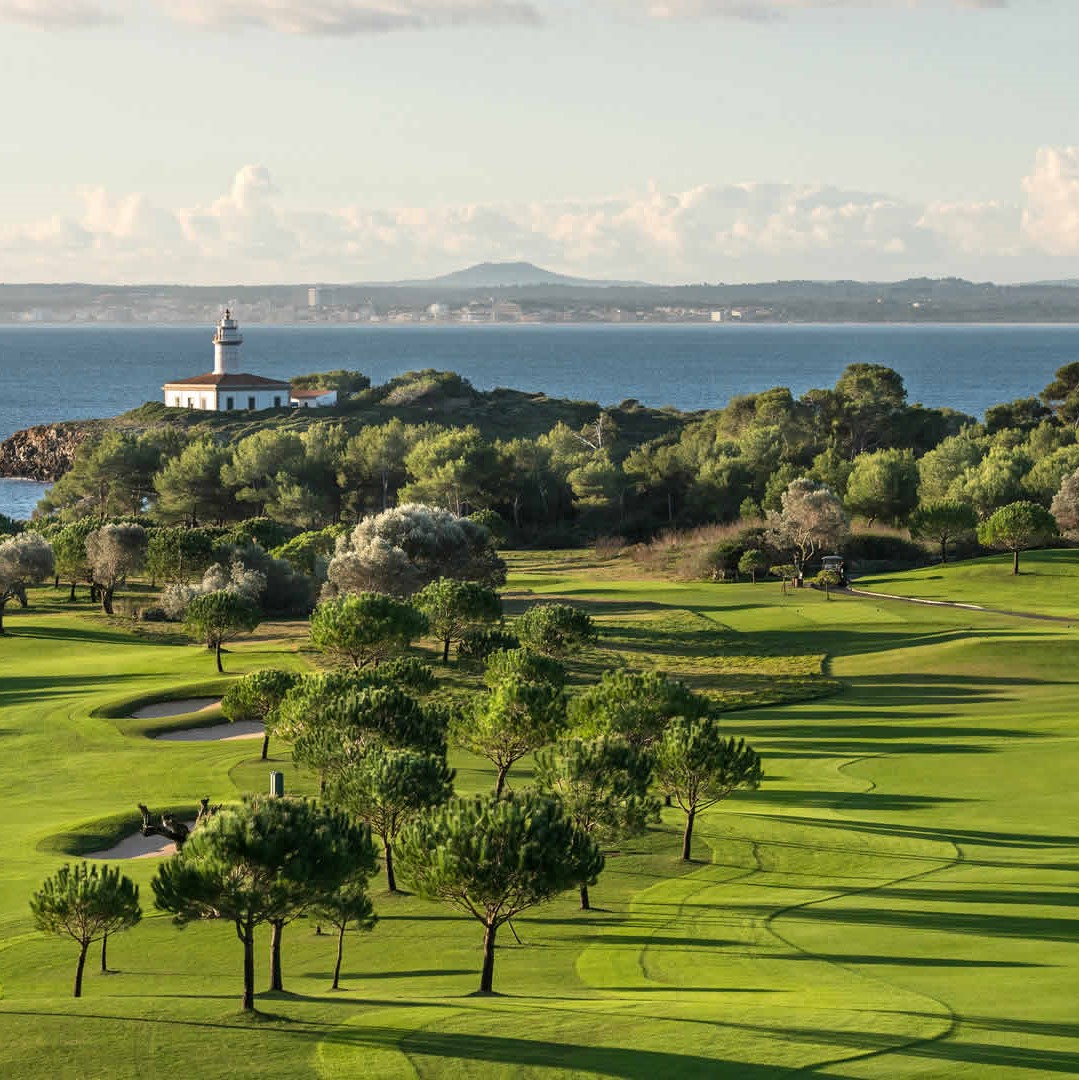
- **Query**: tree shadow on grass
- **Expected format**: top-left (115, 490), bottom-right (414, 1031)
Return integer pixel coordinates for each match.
top-left (0, 673), bottom-right (158, 708)
top-left (759, 902), bottom-right (1079, 944)
top-left (305, 969), bottom-right (475, 982)
top-left (748, 790), bottom-right (971, 812)
top-left (13, 624), bottom-right (186, 647)
top-left (739, 811), bottom-right (1079, 852)
top-left (337, 1026), bottom-right (797, 1079)
top-left (763, 952), bottom-right (1049, 969)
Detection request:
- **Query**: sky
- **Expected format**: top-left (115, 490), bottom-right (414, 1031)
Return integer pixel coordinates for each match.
top-left (1, 0), bottom-right (1078, 285)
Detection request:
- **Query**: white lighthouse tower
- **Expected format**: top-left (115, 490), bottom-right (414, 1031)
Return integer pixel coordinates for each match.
top-left (212, 309), bottom-right (243, 375)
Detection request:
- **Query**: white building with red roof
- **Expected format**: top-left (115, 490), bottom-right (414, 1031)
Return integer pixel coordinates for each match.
top-left (163, 311), bottom-right (292, 412)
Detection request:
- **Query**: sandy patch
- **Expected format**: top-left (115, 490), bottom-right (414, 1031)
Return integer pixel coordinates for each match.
top-left (87, 821), bottom-right (195, 860)
top-left (130, 697), bottom-right (221, 720)
top-left (156, 721), bottom-right (264, 742)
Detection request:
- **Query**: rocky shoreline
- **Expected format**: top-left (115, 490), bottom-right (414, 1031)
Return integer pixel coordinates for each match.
top-left (0, 422), bottom-right (97, 482)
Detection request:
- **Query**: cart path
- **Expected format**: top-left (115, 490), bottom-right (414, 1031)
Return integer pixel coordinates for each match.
top-left (844, 586), bottom-right (1078, 625)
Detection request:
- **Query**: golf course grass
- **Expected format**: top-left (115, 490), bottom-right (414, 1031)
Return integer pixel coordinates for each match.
top-left (855, 548), bottom-right (1079, 620)
top-left (1, 549), bottom-right (1078, 1077)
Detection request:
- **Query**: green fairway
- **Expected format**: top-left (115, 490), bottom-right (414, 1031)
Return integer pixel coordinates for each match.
top-left (2, 555), bottom-right (1079, 1077)
top-left (855, 548), bottom-right (1079, 620)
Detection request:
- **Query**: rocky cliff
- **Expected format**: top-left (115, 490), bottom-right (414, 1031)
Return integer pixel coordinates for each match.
top-left (0, 423), bottom-right (98, 482)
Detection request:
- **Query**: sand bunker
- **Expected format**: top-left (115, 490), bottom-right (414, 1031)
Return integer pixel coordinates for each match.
top-left (156, 720), bottom-right (264, 743)
top-left (87, 821), bottom-right (195, 860)
top-left (130, 697), bottom-right (221, 720)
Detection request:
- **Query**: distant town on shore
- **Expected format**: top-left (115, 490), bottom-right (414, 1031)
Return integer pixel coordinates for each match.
top-left (8, 262), bottom-right (1079, 325)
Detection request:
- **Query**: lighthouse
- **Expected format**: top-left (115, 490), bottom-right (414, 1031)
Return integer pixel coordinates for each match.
top-left (163, 309), bottom-right (291, 411)
top-left (213, 309), bottom-right (243, 375)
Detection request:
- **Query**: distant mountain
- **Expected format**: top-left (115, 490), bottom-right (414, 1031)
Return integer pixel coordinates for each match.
top-left (408, 261), bottom-right (649, 289)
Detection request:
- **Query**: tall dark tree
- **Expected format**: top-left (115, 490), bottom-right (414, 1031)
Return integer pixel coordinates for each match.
top-left (397, 793), bottom-right (604, 993)
top-left (152, 796), bottom-right (374, 1009)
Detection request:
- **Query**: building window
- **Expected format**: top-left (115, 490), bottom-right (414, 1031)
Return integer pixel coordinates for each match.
top-left (248, 396), bottom-right (256, 410)
top-left (274, 396), bottom-right (281, 407)
top-left (226, 396), bottom-right (233, 410)
top-left (187, 397), bottom-right (194, 408)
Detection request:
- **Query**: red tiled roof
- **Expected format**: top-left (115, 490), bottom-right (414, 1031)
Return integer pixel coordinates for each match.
top-left (162, 372), bottom-right (290, 388)
top-left (290, 388), bottom-right (334, 398)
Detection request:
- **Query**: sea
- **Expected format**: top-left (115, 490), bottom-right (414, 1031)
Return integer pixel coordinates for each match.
top-left (1, 322), bottom-right (1076, 521)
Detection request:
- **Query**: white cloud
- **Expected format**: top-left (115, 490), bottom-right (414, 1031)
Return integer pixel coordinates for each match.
top-left (1021, 146), bottom-right (1079, 256)
top-left (636, 0), bottom-right (1006, 19)
top-left (160, 1), bottom-right (542, 34)
top-left (0, 0), bottom-right (116, 27)
top-left (5, 150), bottom-right (1079, 283)
top-left (0, 0), bottom-right (1005, 30)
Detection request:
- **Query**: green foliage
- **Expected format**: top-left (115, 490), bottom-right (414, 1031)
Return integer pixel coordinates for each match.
top-left (533, 736), bottom-right (659, 847)
top-left (909, 500), bottom-right (979, 563)
top-left (0, 533), bottom-right (55, 626)
top-left (271, 525), bottom-right (345, 575)
top-left (221, 669), bottom-right (299, 757)
top-left (40, 429), bottom-right (174, 521)
top-left (455, 676), bottom-right (567, 796)
top-left (1042, 361), bottom-right (1079, 425)
top-left (291, 369), bottom-right (371, 395)
top-left (310, 873), bottom-right (377, 990)
top-left (401, 426), bottom-right (502, 515)
top-left (152, 437), bottom-right (235, 526)
top-left (953, 445), bottom-right (1032, 517)
top-left (483, 647), bottom-right (566, 690)
top-left (220, 431), bottom-right (305, 517)
top-left (309, 593), bottom-right (427, 669)
top-left (152, 796), bottom-right (375, 1010)
top-left (569, 669), bottom-right (710, 748)
top-left (985, 397), bottom-right (1052, 435)
top-left (413, 578), bottom-right (503, 663)
top-left (653, 717), bottom-right (763, 861)
top-left (30, 863), bottom-right (141, 997)
top-left (397, 792), bottom-right (604, 992)
top-left (182, 590), bottom-right (261, 671)
top-left (516, 602), bottom-right (598, 657)
top-left (844, 448), bottom-right (920, 525)
top-left (146, 527), bottom-right (215, 586)
top-left (467, 508), bottom-right (509, 548)
top-left (458, 627), bottom-right (521, 664)
top-left (977, 501), bottom-right (1059, 574)
top-left (737, 548), bottom-right (769, 582)
top-left (226, 516), bottom-right (289, 552)
top-left (288, 683), bottom-right (448, 787)
top-left (327, 746), bottom-right (455, 891)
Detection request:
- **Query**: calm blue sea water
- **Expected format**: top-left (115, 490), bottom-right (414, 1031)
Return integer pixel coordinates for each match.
top-left (1, 322), bottom-right (1075, 520)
